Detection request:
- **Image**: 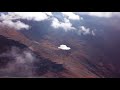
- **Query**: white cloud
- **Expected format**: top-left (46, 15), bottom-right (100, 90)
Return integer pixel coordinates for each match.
top-left (78, 12), bottom-right (120, 18)
top-left (0, 12), bottom-right (85, 31)
top-left (0, 20), bottom-right (30, 30)
top-left (61, 12), bottom-right (80, 20)
top-left (44, 12), bottom-right (53, 16)
top-left (88, 12), bottom-right (113, 18)
top-left (0, 46), bottom-right (36, 76)
top-left (58, 45), bottom-right (71, 50)
top-left (51, 17), bottom-right (76, 31)
top-left (0, 12), bottom-right (53, 30)
top-left (80, 17), bottom-right (84, 20)
top-left (79, 26), bottom-right (90, 35)
top-left (0, 12), bottom-right (53, 21)
top-left (79, 26), bottom-right (95, 36)
top-left (6, 12), bottom-right (51, 21)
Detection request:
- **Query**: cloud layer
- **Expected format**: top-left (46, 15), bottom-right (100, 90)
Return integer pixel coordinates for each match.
top-left (0, 12), bottom-right (53, 30)
top-left (0, 12), bottom-right (118, 36)
top-left (0, 12), bottom-right (81, 31)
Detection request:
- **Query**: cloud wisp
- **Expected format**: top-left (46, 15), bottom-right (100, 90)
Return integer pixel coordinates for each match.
top-left (79, 26), bottom-right (95, 36)
top-left (0, 46), bottom-right (39, 77)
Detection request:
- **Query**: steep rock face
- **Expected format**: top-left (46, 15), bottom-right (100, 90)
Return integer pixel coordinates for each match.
top-left (0, 25), bottom-right (32, 46)
top-left (0, 35), bottom-right (28, 53)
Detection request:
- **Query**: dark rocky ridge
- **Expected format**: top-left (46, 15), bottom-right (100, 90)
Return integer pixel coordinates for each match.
top-left (0, 34), bottom-right (66, 77)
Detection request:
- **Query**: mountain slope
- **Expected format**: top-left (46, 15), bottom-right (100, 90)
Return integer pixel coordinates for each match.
top-left (20, 20), bottom-right (120, 78)
top-left (0, 25), bottom-right (100, 77)
top-left (1, 17), bottom-right (120, 78)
